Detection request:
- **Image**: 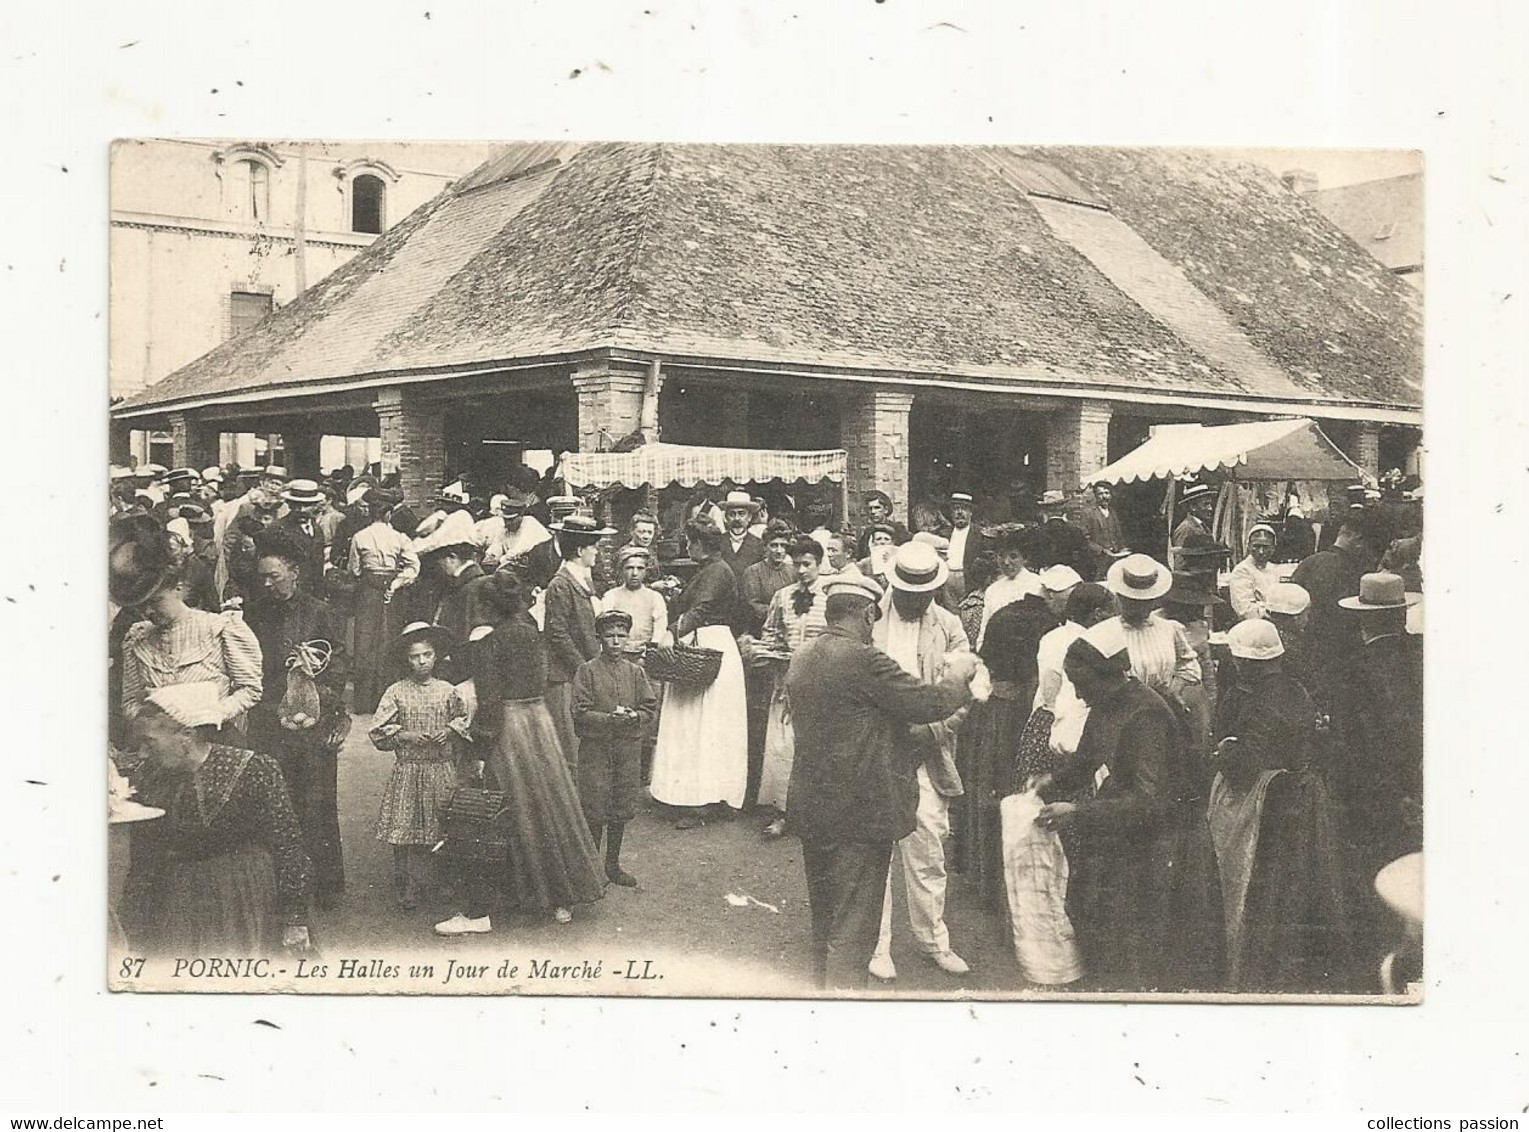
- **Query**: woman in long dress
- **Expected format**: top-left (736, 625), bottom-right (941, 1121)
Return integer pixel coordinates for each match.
top-left (649, 521), bottom-right (748, 830)
top-left (1032, 622), bottom-right (1224, 993)
top-left (347, 488), bottom-right (420, 713)
top-left (121, 684), bottom-right (312, 957)
top-left (432, 570), bottom-right (604, 935)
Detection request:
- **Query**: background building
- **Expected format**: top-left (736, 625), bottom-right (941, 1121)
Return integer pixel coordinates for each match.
top-left (110, 138), bottom-right (501, 469)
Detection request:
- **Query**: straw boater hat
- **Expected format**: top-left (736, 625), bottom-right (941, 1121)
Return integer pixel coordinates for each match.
top-left (1227, 618), bottom-right (1284, 661)
top-left (1106, 553), bottom-right (1173, 601)
top-left (164, 467), bottom-right (201, 490)
top-left (109, 466), bottom-right (135, 483)
top-left (1266, 582), bottom-right (1311, 616)
top-left (390, 621), bottom-right (453, 662)
top-left (1338, 572), bottom-right (1422, 611)
top-left (722, 490), bottom-right (761, 514)
top-left (282, 478), bottom-right (325, 507)
top-left (949, 491), bottom-right (975, 507)
top-left (545, 494), bottom-right (582, 517)
top-left (887, 541), bottom-right (949, 593)
top-left (1179, 483), bottom-right (1215, 505)
top-left (550, 514), bottom-right (617, 543)
top-left (261, 465), bottom-right (289, 482)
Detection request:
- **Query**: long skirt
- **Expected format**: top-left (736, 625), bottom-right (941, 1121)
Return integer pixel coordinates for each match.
top-left (955, 680), bottom-right (1033, 913)
top-left (649, 625), bottom-right (748, 809)
top-left (157, 843), bottom-right (279, 956)
top-left (480, 698), bottom-right (604, 911)
top-left (375, 756), bottom-right (457, 846)
top-left (544, 680), bottom-right (580, 774)
top-left (352, 571), bottom-right (398, 714)
top-left (757, 674), bottom-right (794, 812)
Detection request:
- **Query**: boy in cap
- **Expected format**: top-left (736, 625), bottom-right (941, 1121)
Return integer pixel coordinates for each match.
top-left (572, 609), bottom-right (659, 887)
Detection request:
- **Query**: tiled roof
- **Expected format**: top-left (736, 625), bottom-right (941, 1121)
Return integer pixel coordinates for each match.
top-left (1305, 172), bottom-right (1424, 275)
top-left (115, 144), bottom-right (1422, 417)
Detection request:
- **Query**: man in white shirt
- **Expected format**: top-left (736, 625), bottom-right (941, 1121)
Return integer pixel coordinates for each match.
top-left (869, 542), bottom-right (973, 981)
top-left (599, 546), bottom-right (670, 656)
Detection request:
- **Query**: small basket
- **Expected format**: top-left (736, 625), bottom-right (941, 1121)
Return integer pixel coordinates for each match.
top-left (439, 787), bottom-right (512, 864)
top-left (644, 643), bottom-right (723, 688)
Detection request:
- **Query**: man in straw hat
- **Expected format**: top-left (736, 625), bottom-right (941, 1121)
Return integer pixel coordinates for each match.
top-left (944, 490), bottom-right (987, 601)
top-left (867, 542), bottom-right (974, 981)
top-left (784, 573), bottom-right (979, 993)
top-left (718, 490), bottom-right (767, 579)
top-left (1172, 482), bottom-right (1217, 550)
top-left (1331, 572), bottom-right (1424, 970)
top-left (275, 478), bottom-right (329, 594)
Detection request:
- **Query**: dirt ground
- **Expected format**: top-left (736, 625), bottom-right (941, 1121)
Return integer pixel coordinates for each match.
top-left (305, 716), bottom-right (1042, 1000)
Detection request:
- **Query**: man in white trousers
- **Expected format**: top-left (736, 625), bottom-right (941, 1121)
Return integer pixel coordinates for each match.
top-left (869, 541), bottom-right (973, 979)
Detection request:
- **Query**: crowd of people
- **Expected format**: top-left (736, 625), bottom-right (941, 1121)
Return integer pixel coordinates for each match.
top-left (107, 459), bottom-right (1424, 997)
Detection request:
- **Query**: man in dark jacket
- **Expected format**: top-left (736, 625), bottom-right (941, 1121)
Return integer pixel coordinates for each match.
top-left (853, 489), bottom-right (912, 559)
top-left (274, 479), bottom-right (329, 594)
top-left (785, 574), bottom-right (977, 993)
top-left (1036, 490), bottom-right (1094, 578)
top-left (718, 490), bottom-right (767, 580)
top-left (1079, 483), bottom-right (1129, 577)
top-left (1290, 511), bottom-right (1379, 712)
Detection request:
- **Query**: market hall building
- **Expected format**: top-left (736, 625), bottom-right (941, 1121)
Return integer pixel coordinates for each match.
top-left (109, 144), bottom-right (1423, 524)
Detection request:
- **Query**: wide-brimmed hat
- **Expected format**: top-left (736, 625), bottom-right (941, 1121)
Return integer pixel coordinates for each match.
top-left (200, 466), bottom-right (224, 484)
top-left (1106, 553), bottom-right (1173, 601)
top-left (1338, 572), bottom-right (1422, 611)
top-left (282, 478), bottom-right (324, 506)
top-left (887, 541), bottom-right (949, 593)
top-left (1036, 489), bottom-right (1068, 510)
top-left (1266, 582), bottom-right (1311, 616)
top-left (1038, 564), bottom-right (1083, 592)
top-left (824, 574), bottom-right (884, 602)
top-left (721, 490), bottom-right (761, 514)
top-left (1177, 532), bottom-right (1233, 566)
top-left (390, 621), bottom-right (452, 661)
top-left (551, 514), bottom-right (617, 543)
top-left (1179, 483), bottom-right (1215, 505)
top-left (911, 530), bottom-right (951, 557)
top-left (413, 510), bottom-right (479, 557)
top-left (109, 465), bottom-right (136, 482)
top-left (109, 528), bottom-right (176, 607)
top-left (1163, 571), bottom-right (1227, 607)
top-left (1228, 618), bottom-right (1284, 660)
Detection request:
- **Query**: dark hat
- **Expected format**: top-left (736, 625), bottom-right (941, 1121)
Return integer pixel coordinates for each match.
top-left (480, 565), bottom-right (528, 614)
top-left (862, 489), bottom-right (893, 507)
top-left (551, 514), bottom-right (616, 542)
top-left (595, 609), bottom-right (634, 633)
top-left (1177, 531), bottom-right (1232, 565)
top-left (390, 621), bottom-right (452, 661)
top-left (109, 528), bottom-right (176, 607)
top-left (1163, 571), bottom-right (1227, 607)
top-left (498, 486), bottom-right (537, 515)
top-left (174, 501), bottom-right (212, 525)
top-left (364, 486), bottom-right (403, 510)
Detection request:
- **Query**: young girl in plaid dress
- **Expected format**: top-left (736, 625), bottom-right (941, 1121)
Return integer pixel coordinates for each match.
top-left (369, 622), bottom-right (469, 909)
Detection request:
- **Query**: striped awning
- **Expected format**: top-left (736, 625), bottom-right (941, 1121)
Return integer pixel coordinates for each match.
top-left (559, 444), bottom-right (847, 490)
top-left (1085, 418), bottom-right (1365, 486)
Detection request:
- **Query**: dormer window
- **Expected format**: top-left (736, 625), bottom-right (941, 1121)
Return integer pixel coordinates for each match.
top-left (352, 173), bottom-right (385, 234)
top-left (241, 159), bottom-right (270, 223)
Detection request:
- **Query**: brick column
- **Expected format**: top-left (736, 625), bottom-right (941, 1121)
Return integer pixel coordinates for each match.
top-left (1349, 421), bottom-right (1381, 480)
top-left (376, 389), bottom-right (446, 512)
top-left (570, 364), bottom-right (656, 452)
top-left (841, 387), bottom-right (914, 519)
top-left (169, 412), bottom-right (221, 472)
top-left (1047, 399), bottom-right (1113, 503)
top-left (285, 429), bottom-right (324, 479)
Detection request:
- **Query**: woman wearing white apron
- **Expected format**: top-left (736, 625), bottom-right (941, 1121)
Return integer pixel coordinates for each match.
top-left (649, 521), bottom-right (748, 829)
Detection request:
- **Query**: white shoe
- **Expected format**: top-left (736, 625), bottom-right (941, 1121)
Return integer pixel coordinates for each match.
top-left (926, 949), bottom-right (970, 976)
top-left (433, 913), bottom-right (491, 936)
top-left (868, 952), bottom-right (897, 981)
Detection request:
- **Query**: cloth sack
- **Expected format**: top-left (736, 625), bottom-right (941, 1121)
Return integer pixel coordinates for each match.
top-left (1001, 789), bottom-right (1085, 986)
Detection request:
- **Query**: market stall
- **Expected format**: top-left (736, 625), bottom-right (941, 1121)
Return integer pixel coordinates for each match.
top-left (1085, 418), bottom-right (1367, 565)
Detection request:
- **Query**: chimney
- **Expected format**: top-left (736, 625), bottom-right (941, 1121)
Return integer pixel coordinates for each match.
top-left (1280, 168), bottom-right (1319, 194)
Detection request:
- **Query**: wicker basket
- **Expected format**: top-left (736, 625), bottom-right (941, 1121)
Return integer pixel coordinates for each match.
top-left (439, 787), bottom-right (512, 864)
top-left (643, 643), bottom-right (724, 688)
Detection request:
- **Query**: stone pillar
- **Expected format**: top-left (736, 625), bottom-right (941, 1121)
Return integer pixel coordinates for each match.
top-left (718, 389), bottom-right (750, 446)
top-left (570, 364), bottom-right (656, 453)
top-left (168, 412), bottom-right (221, 472)
top-left (286, 429), bottom-right (324, 479)
top-left (841, 387), bottom-right (914, 520)
top-left (1349, 421), bottom-right (1381, 481)
top-left (376, 389), bottom-right (446, 512)
top-left (1047, 399), bottom-right (1113, 502)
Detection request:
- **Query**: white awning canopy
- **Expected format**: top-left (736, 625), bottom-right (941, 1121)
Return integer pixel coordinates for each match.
top-left (1085, 418), bottom-right (1366, 486)
top-left (559, 443), bottom-right (847, 490)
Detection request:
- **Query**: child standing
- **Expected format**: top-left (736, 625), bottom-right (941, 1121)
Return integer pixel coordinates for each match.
top-left (369, 622), bottom-right (468, 909)
top-left (572, 609), bottom-right (659, 886)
